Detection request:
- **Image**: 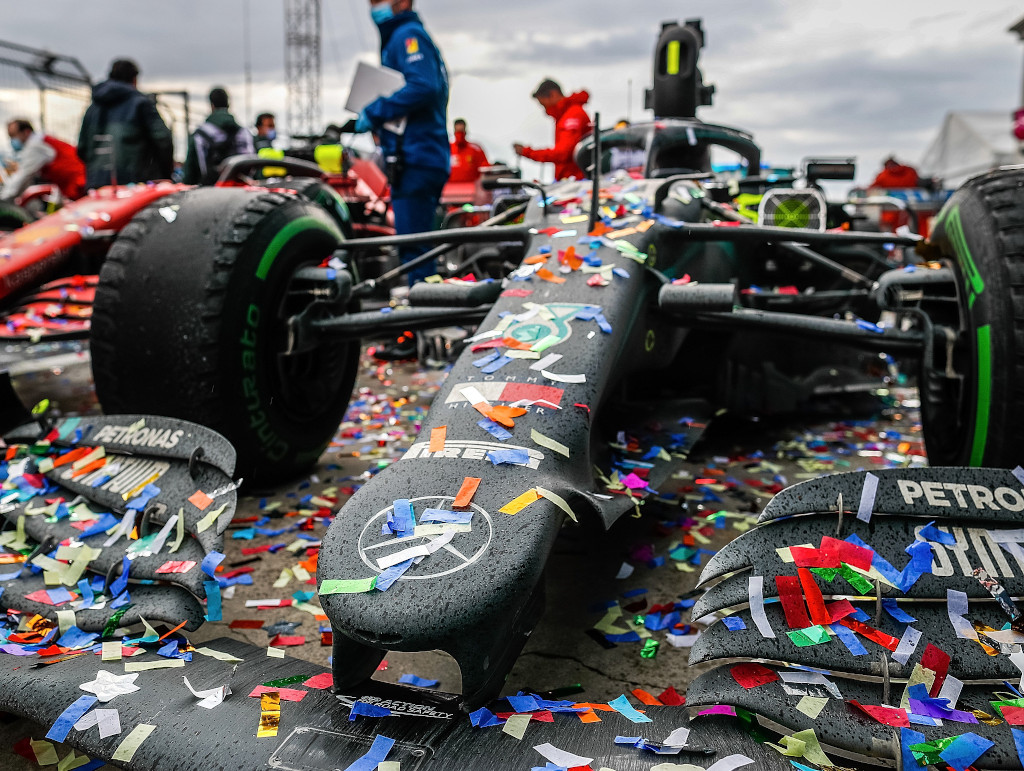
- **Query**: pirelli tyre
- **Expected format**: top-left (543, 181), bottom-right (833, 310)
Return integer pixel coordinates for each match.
top-left (91, 186), bottom-right (358, 485)
top-left (0, 200), bottom-right (34, 231)
top-left (923, 166), bottom-right (1024, 466)
top-left (260, 176), bottom-right (355, 240)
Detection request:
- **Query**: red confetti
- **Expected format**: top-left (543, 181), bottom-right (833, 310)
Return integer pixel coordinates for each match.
top-left (730, 662), bottom-right (779, 689)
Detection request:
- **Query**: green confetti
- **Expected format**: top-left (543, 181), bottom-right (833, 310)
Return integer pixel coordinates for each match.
top-left (640, 639), bottom-right (660, 659)
top-left (264, 674), bottom-right (310, 688)
top-left (102, 606), bottom-right (131, 638)
top-left (838, 564), bottom-right (875, 594)
top-left (787, 625), bottom-right (831, 647)
top-left (319, 577), bottom-right (377, 595)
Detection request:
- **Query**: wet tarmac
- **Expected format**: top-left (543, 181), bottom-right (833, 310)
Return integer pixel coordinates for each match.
top-left (0, 339), bottom-right (924, 769)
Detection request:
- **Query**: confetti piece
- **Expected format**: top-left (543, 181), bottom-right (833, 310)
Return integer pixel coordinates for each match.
top-left (155, 560), bottom-right (196, 574)
top-left (536, 487), bottom-right (578, 522)
top-left (188, 490), bottom-right (214, 511)
top-left (320, 577), bottom-right (378, 594)
top-left (111, 724), bottom-right (156, 762)
top-left (607, 694), bottom-right (652, 723)
top-left (80, 670), bottom-right (140, 702)
top-left (540, 369), bottom-right (586, 384)
top-left (530, 428), bottom-right (570, 458)
top-left (502, 713), bottom-right (531, 739)
top-left (46, 695), bottom-right (98, 742)
top-left (342, 734), bottom-right (396, 771)
top-left (850, 700), bottom-right (910, 727)
top-left (428, 426), bottom-right (446, 453)
top-left (257, 692), bottom-right (281, 738)
top-left (856, 472), bottom-right (878, 523)
top-left (796, 696), bottom-right (828, 719)
top-left (304, 672), bottom-right (334, 689)
top-left (748, 575), bottom-right (775, 639)
top-left (125, 658), bottom-right (186, 672)
top-left (184, 676), bottom-right (230, 709)
top-left (196, 503), bottom-right (229, 534)
top-left (536, 268), bottom-right (566, 283)
top-left (453, 477), bottom-right (481, 508)
top-left (101, 641), bottom-right (122, 662)
top-left (250, 685), bottom-right (307, 702)
top-left (194, 647), bottom-right (244, 663)
top-left (533, 742), bottom-right (593, 769)
top-left (499, 489), bottom-right (541, 515)
top-left (730, 663), bottom-right (779, 689)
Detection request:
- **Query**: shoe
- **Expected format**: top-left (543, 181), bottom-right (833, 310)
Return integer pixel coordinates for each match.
top-left (373, 330), bottom-right (418, 361)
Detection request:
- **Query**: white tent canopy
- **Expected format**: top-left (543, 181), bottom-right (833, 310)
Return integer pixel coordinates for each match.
top-left (919, 110), bottom-right (1024, 189)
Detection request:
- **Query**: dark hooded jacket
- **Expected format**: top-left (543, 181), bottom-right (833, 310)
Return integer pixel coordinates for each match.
top-left (78, 79), bottom-right (174, 189)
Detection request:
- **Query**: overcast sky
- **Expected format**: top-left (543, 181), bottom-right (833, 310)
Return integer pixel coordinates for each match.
top-left (3, 0), bottom-right (1023, 185)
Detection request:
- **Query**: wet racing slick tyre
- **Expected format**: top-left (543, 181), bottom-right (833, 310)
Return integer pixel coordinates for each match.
top-left (923, 166), bottom-right (1024, 466)
top-left (260, 176), bottom-right (356, 240)
top-left (0, 200), bottom-right (34, 232)
top-left (91, 186), bottom-right (358, 485)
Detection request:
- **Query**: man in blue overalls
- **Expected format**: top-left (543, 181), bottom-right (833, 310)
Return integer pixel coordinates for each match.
top-left (357, 0), bottom-right (450, 360)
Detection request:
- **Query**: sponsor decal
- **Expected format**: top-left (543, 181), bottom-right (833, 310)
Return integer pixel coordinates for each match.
top-left (91, 424), bottom-right (184, 450)
top-left (443, 381), bottom-right (563, 408)
top-left (924, 523), bottom-right (1024, 580)
top-left (64, 455), bottom-right (171, 495)
top-left (897, 479), bottom-right (1024, 512)
top-left (336, 694), bottom-right (454, 720)
top-left (504, 303), bottom-right (587, 351)
top-left (358, 495), bottom-right (492, 579)
top-left (402, 440), bottom-right (544, 469)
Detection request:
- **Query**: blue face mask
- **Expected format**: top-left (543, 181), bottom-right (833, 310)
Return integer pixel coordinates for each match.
top-left (265, 129), bottom-right (277, 141)
top-left (371, 3), bottom-right (393, 23)
top-left (10, 138), bottom-right (23, 152)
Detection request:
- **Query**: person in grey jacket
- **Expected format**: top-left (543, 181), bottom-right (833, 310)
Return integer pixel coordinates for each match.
top-left (182, 87), bottom-right (255, 184)
top-left (77, 59), bottom-right (174, 189)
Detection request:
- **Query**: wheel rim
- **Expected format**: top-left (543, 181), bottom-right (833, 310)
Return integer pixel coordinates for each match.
top-left (267, 260), bottom-right (356, 424)
top-left (920, 257), bottom-right (979, 464)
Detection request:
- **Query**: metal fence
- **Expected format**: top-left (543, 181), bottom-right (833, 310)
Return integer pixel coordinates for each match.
top-left (0, 40), bottom-right (92, 146)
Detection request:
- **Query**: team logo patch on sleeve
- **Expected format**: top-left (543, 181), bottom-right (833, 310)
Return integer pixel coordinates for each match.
top-left (405, 37), bottom-right (419, 55)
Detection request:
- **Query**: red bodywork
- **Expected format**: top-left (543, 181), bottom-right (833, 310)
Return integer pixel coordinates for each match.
top-left (0, 181), bottom-right (188, 303)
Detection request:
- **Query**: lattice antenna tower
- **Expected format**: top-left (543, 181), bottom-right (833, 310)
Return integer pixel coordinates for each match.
top-left (284, 0), bottom-right (322, 138)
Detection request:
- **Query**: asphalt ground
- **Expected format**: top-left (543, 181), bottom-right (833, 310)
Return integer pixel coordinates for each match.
top-left (0, 340), bottom-right (924, 769)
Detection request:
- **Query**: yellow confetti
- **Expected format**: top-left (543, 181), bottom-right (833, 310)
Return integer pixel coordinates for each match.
top-left (796, 696), bottom-right (828, 719)
top-left (268, 646), bottom-right (285, 658)
top-left (258, 692), bottom-right (281, 737)
top-left (502, 713), bottom-right (532, 740)
top-left (111, 724), bottom-right (156, 762)
top-left (30, 740), bottom-right (58, 766)
top-left (499, 489), bottom-right (541, 515)
top-left (536, 487), bottom-right (578, 522)
top-left (125, 658), bottom-right (186, 672)
top-left (195, 503), bottom-right (228, 534)
top-left (194, 646), bottom-right (244, 663)
top-left (530, 429), bottom-right (570, 458)
top-left (102, 641), bottom-right (122, 662)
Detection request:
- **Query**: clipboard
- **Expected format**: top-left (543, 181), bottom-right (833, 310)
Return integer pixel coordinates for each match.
top-left (345, 61), bottom-right (407, 135)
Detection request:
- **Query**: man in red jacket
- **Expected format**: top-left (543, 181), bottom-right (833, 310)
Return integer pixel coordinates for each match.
top-left (2, 119), bottom-right (85, 202)
top-left (448, 118), bottom-right (489, 184)
top-left (514, 79), bottom-right (592, 180)
top-left (871, 156), bottom-right (920, 189)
